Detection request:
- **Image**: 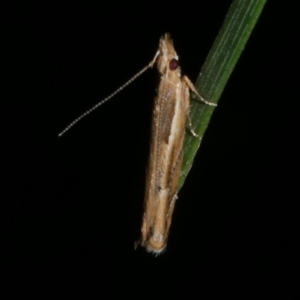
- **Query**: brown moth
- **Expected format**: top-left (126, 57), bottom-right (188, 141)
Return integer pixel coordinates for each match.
top-left (138, 33), bottom-right (216, 255)
top-left (58, 33), bottom-right (216, 255)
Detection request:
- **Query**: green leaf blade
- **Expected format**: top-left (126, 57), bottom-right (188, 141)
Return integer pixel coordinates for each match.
top-left (179, 0), bottom-right (268, 190)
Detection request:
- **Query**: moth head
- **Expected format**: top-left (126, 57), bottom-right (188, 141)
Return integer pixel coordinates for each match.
top-left (157, 33), bottom-right (181, 76)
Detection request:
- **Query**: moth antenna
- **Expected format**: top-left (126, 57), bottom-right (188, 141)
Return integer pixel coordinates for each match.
top-left (58, 50), bottom-right (160, 137)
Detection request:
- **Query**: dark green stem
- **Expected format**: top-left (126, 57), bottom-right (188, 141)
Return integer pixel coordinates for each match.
top-left (178, 0), bottom-right (267, 190)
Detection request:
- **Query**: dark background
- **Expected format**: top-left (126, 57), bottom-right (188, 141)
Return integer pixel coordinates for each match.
top-left (4, 0), bottom-right (299, 297)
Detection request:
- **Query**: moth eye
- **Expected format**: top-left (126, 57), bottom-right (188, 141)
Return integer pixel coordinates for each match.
top-left (169, 58), bottom-right (179, 70)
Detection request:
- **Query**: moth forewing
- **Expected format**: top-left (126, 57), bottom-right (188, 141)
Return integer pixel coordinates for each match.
top-left (140, 34), bottom-right (192, 255)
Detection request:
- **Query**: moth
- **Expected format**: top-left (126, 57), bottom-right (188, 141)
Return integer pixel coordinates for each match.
top-left (137, 34), bottom-right (216, 255)
top-left (58, 33), bottom-right (216, 255)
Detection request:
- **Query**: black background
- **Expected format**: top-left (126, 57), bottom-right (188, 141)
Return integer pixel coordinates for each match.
top-left (4, 0), bottom-right (299, 297)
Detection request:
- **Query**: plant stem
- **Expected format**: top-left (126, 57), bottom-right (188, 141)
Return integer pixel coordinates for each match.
top-left (179, 0), bottom-right (268, 190)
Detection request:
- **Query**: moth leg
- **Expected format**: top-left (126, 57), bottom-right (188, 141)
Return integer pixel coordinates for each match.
top-left (183, 76), bottom-right (217, 107)
top-left (187, 112), bottom-right (200, 139)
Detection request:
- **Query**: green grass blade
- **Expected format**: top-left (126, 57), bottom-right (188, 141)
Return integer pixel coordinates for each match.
top-left (178, 0), bottom-right (268, 190)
